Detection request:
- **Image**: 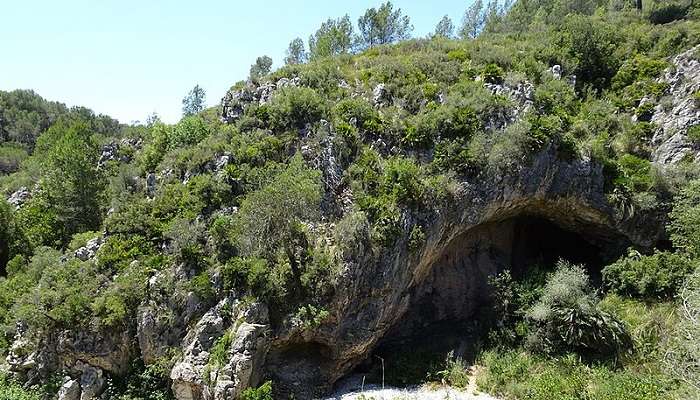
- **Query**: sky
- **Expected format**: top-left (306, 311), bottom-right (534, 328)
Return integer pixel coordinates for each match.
top-left (0, 0), bottom-right (472, 124)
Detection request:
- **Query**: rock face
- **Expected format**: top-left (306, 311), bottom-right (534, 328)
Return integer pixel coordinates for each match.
top-left (170, 298), bottom-right (270, 400)
top-left (58, 377), bottom-right (81, 400)
top-left (5, 58), bottom-right (686, 400)
top-left (651, 45), bottom-right (700, 164)
top-left (221, 77), bottom-right (301, 124)
top-left (261, 144), bottom-right (662, 398)
top-left (74, 237), bottom-right (103, 261)
top-left (7, 186), bottom-right (30, 209)
top-left (483, 80), bottom-right (534, 130)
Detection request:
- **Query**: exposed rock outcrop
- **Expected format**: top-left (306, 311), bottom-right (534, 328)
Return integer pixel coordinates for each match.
top-left (74, 237), bottom-right (103, 261)
top-left (221, 77), bottom-right (301, 124)
top-left (170, 298), bottom-right (270, 400)
top-left (651, 45), bottom-right (700, 164)
top-left (7, 186), bottom-right (30, 209)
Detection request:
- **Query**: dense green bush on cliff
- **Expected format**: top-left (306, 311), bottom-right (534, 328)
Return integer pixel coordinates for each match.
top-left (0, 374), bottom-right (40, 400)
top-left (603, 250), bottom-right (696, 299)
top-left (669, 179), bottom-right (700, 257)
top-left (267, 86), bottom-right (327, 131)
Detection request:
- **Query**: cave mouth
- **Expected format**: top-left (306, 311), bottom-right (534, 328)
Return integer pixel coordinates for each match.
top-left (347, 214), bottom-right (628, 387)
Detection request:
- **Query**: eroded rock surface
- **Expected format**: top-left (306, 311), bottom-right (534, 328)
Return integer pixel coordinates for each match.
top-left (651, 45), bottom-right (700, 164)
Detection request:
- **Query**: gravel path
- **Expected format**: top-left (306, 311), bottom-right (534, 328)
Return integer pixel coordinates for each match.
top-left (323, 372), bottom-right (500, 400)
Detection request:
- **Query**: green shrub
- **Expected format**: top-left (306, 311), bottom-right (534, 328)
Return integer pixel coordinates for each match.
top-left (526, 261), bottom-right (631, 358)
top-left (603, 249), bottom-right (696, 299)
top-left (560, 14), bottom-right (621, 91)
top-left (268, 87), bottom-right (326, 131)
top-left (478, 349), bottom-right (674, 400)
top-left (293, 304), bottom-right (329, 329)
top-left (669, 180), bottom-right (700, 257)
top-left (407, 225), bottom-right (426, 252)
top-left (380, 157), bottom-right (425, 208)
top-left (612, 55), bottom-right (667, 91)
top-left (0, 143), bottom-right (28, 174)
top-left (189, 271), bottom-right (215, 302)
top-left (435, 352), bottom-right (470, 388)
top-left (0, 373), bottom-right (41, 400)
top-left (599, 295), bottom-right (677, 362)
top-left (482, 63), bottom-right (504, 84)
top-left (332, 97), bottom-right (382, 132)
top-left (240, 381), bottom-right (273, 400)
top-left (665, 268), bottom-right (700, 395)
top-left (635, 102), bottom-right (656, 122)
top-left (209, 330), bottom-right (234, 367)
top-left (647, 1), bottom-right (690, 24)
top-left (687, 124), bottom-right (700, 143)
top-left (168, 116), bottom-right (210, 149)
top-left (614, 154), bottom-right (654, 192)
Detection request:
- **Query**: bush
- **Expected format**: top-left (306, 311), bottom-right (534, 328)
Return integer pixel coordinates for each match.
top-left (332, 97), bottom-right (382, 132)
top-left (687, 124), bottom-right (700, 143)
top-left (168, 116), bottom-right (210, 149)
top-left (268, 87), bottom-right (326, 131)
top-left (665, 268), bottom-right (700, 395)
top-left (613, 154), bottom-right (654, 192)
top-left (560, 14), bottom-right (621, 91)
top-left (240, 381), bottom-right (273, 400)
top-left (603, 249), bottom-right (696, 299)
top-left (482, 63), bottom-right (504, 84)
top-left (478, 349), bottom-right (673, 400)
top-left (0, 374), bottom-right (41, 400)
top-left (669, 180), bottom-right (700, 257)
top-left (405, 104), bottom-right (481, 148)
top-left (435, 352), bottom-right (470, 388)
top-left (526, 261), bottom-right (631, 358)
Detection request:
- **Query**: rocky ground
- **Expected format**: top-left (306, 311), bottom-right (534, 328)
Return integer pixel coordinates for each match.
top-left (324, 373), bottom-right (499, 400)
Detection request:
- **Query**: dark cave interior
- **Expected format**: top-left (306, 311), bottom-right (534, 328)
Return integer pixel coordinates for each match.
top-left (351, 214), bottom-right (630, 387)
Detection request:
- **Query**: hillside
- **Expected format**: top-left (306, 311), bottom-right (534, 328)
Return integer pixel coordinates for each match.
top-left (1, 1), bottom-right (700, 399)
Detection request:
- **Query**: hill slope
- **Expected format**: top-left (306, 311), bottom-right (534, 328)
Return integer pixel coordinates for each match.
top-left (1, 1), bottom-right (700, 399)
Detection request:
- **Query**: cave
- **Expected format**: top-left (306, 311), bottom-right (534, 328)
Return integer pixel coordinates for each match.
top-left (348, 213), bottom-right (630, 387)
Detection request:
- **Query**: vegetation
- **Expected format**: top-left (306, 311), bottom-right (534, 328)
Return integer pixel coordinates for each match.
top-left (2, 0), bottom-right (700, 398)
top-left (181, 85), bottom-right (206, 117)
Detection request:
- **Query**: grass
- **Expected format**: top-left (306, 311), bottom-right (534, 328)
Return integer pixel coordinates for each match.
top-left (476, 295), bottom-right (686, 400)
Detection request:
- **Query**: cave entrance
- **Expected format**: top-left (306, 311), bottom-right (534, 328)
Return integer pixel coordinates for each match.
top-left (349, 214), bottom-right (627, 387)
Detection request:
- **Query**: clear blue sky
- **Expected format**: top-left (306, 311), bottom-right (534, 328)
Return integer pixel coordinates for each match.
top-left (1, 0), bottom-right (472, 124)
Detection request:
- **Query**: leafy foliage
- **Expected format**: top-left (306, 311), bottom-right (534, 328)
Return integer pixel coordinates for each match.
top-left (526, 261), bottom-right (632, 358)
top-left (357, 1), bottom-right (413, 49)
top-left (603, 250), bottom-right (696, 299)
top-left (182, 85), bottom-right (206, 117)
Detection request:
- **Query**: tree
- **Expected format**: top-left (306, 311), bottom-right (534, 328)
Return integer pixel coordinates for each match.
top-left (356, 1), bottom-right (413, 49)
top-left (145, 112), bottom-right (160, 127)
top-left (235, 155), bottom-right (322, 287)
top-left (433, 15), bottom-right (455, 38)
top-left (17, 120), bottom-right (104, 247)
top-left (249, 55), bottom-right (273, 82)
top-left (284, 38), bottom-right (307, 65)
top-left (460, 0), bottom-right (485, 38)
top-left (182, 85), bottom-right (206, 117)
top-left (309, 15), bottom-right (354, 60)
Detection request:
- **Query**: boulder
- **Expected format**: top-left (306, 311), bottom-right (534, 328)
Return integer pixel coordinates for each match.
top-left (7, 186), bottom-right (30, 209)
top-left (58, 377), bottom-right (81, 400)
top-left (76, 363), bottom-right (105, 400)
top-left (170, 299), bottom-right (269, 400)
